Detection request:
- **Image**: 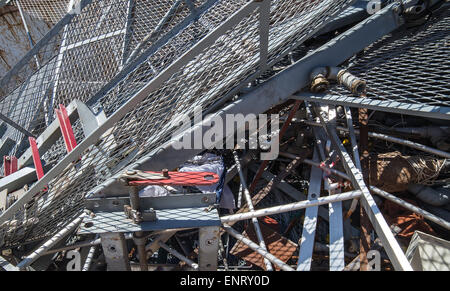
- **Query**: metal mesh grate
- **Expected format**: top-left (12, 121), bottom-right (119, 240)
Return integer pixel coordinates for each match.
top-left (0, 0), bottom-right (199, 166)
top-left (329, 7), bottom-right (450, 108)
top-left (16, 0), bottom-right (73, 24)
top-left (0, 0), bottom-right (352, 249)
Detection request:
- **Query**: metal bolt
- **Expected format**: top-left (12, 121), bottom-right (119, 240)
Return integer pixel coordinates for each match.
top-left (126, 170), bottom-right (137, 175)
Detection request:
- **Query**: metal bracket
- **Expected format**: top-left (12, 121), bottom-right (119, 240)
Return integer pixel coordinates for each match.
top-left (100, 232), bottom-right (131, 271)
top-left (3, 156), bottom-right (17, 177)
top-left (28, 137), bottom-right (44, 180)
top-left (55, 104), bottom-right (77, 153)
top-left (124, 205), bottom-right (157, 224)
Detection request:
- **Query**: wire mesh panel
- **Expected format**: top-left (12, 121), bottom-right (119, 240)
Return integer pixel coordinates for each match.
top-left (329, 6), bottom-right (450, 109)
top-left (0, 0), bottom-right (206, 167)
top-left (0, 0), bottom-right (352, 249)
top-left (17, 0), bottom-right (73, 24)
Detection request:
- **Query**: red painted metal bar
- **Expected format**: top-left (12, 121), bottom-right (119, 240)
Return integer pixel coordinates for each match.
top-left (3, 156), bottom-right (18, 177)
top-left (128, 171), bottom-right (219, 186)
top-left (29, 137), bottom-right (44, 180)
top-left (56, 104), bottom-right (77, 153)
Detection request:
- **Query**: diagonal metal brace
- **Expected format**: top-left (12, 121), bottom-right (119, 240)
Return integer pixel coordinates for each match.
top-left (311, 103), bottom-right (413, 271)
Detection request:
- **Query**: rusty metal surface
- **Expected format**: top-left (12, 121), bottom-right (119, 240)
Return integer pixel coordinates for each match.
top-left (0, 5), bottom-right (50, 87)
top-left (230, 222), bottom-right (297, 270)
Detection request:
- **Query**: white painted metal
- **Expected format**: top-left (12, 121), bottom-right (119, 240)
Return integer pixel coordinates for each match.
top-left (221, 191), bottom-right (362, 223)
top-left (297, 148), bottom-right (322, 271)
top-left (312, 103), bottom-right (413, 271)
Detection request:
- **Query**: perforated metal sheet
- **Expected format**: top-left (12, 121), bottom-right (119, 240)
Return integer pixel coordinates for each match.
top-left (0, 0), bottom-right (353, 249)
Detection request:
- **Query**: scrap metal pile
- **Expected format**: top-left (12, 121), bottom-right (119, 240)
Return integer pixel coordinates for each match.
top-left (0, 0), bottom-right (449, 271)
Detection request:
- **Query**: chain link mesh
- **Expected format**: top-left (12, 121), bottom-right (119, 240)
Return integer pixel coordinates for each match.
top-left (0, 0), bottom-right (352, 248)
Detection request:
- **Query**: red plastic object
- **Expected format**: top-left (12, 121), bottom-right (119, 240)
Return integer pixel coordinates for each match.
top-left (29, 137), bottom-right (44, 180)
top-left (55, 104), bottom-right (77, 153)
top-left (3, 156), bottom-right (18, 176)
top-left (128, 171), bottom-right (220, 186)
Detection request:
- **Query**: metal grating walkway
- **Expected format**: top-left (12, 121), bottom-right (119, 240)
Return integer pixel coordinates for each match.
top-left (0, 0), bottom-right (353, 249)
top-left (327, 7), bottom-right (450, 116)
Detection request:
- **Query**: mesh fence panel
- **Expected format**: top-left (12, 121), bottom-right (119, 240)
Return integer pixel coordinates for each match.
top-left (0, 0), bottom-right (201, 169)
top-left (16, 0), bottom-right (73, 24)
top-left (329, 7), bottom-right (450, 108)
top-left (0, 0), bottom-right (352, 248)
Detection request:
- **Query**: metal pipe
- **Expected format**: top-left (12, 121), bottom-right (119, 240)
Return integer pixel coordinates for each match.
top-left (221, 191), bottom-right (362, 223)
top-left (370, 186), bottom-right (450, 230)
top-left (223, 224), bottom-right (295, 271)
top-left (82, 243), bottom-right (97, 271)
top-left (360, 130), bottom-right (450, 159)
top-left (0, 112), bottom-right (35, 138)
top-left (232, 150), bottom-right (273, 271)
top-left (17, 214), bottom-right (85, 269)
top-left (248, 100), bottom-right (302, 193)
top-left (145, 230), bottom-right (177, 255)
top-left (43, 237), bottom-right (101, 256)
top-left (134, 232), bottom-right (148, 271)
top-left (407, 184), bottom-right (450, 207)
top-left (129, 186), bottom-right (140, 210)
top-left (279, 152), bottom-right (351, 180)
top-left (421, 204), bottom-right (450, 224)
top-left (304, 121), bottom-right (450, 159)
top-left (310, 66), bottom-right (366, 94)
top-left (158, 241), bottom-right (199, 270)
top-left (344, 106), bottom-right (361, 219)
top-left (15, 0), bottom-right (40, 68)
top-left (43, 233), bottom-right (136, 256)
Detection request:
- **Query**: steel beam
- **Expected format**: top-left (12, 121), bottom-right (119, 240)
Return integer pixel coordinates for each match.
top-left (198, 226), bottom-right (219, 271)
top-left (100, 232), bottom-right (131, 271)
top-left (293, 93), bottom-right (450, 121)
top-left (258, 0), bottom-right (270, 71)
top-left (297, 149), bottom-right (322, 271)
top-left (134, 2), bottom-right (404, 172)
top-left (321, 106), bottom-right (345, 271)
top-left (0, 2), bottom-right (403, 229)
top-left (312, 104), bottom-right (413, 271)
